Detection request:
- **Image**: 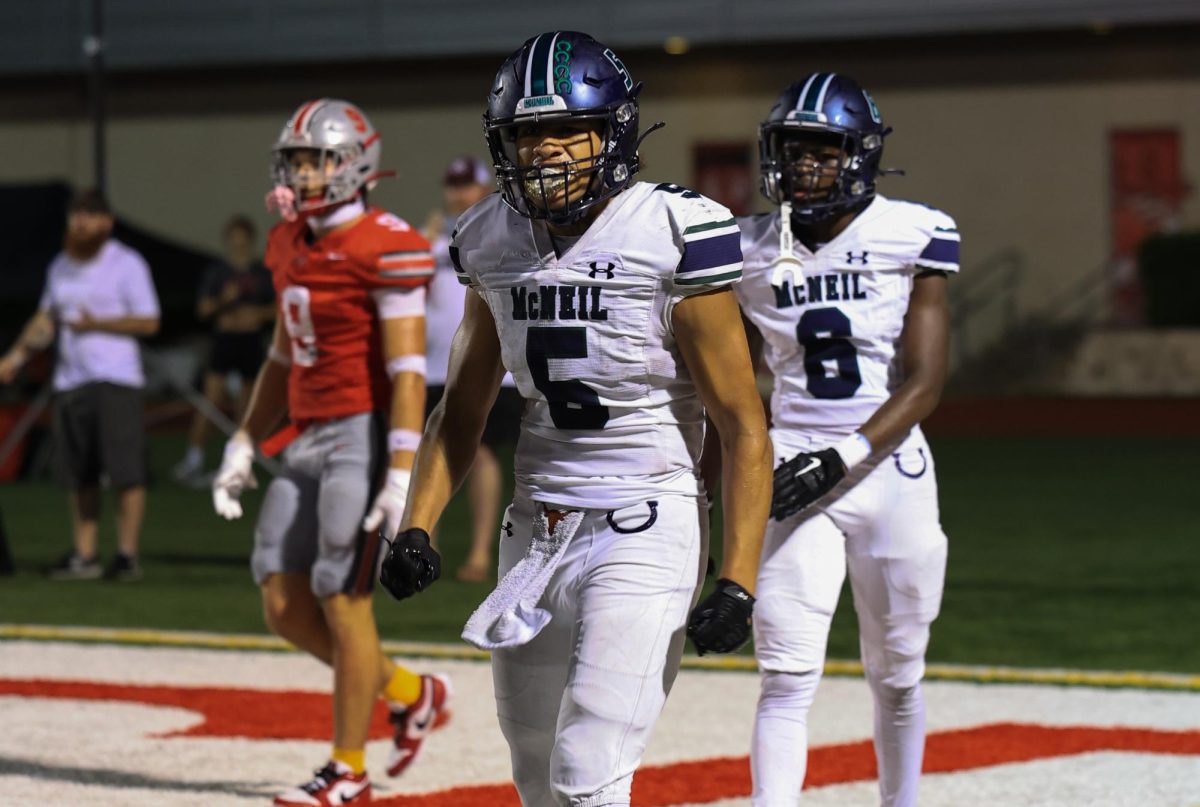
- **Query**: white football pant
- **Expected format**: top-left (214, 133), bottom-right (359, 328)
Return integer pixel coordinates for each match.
top-left (752, 426), bottom-right (948, 807)
top-left (492, 492), bottom-right (707, 806)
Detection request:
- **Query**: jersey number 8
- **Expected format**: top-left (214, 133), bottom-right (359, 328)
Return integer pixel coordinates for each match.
top-left (796, 307), bottom-right (862, 399)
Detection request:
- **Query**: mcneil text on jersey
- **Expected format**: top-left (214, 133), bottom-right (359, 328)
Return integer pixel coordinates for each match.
top-left (773, 272), bottom-right (869, 309)
top-left (510, 284), bottom-right (610, 322)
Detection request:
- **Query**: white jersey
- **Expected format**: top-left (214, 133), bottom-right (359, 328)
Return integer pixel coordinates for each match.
top-left (425, 213), bottom-right (516, 388)
top-left (451, 181), bottom-right (742, 509)
top-left (736, 194), bottom-right (959, 435)
top-left (424, 218), bottom-right (464, 386)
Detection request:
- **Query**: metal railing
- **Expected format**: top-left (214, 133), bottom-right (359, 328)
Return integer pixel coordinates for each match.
top-left (948, 247), bottom-right (1024, 370)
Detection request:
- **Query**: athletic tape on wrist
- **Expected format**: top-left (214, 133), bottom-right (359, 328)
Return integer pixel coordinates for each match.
top-left (385, 355), bottom-right (426, 379)
top-left (388, 428), bottom-right (422, 453)
top-left (267, 345), bottom-right (292, 366)
top-left (833, 432), bottom-right (872, 471)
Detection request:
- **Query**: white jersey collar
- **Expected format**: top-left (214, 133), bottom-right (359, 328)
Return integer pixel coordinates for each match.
top-left (529, 183), bottom-right (642, 266)
top-left (776, 194), bottom-right (887, 257)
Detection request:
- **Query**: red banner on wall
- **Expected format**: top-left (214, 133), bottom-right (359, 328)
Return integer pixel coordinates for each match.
top-left (1109, 129), bottom-right (1189, 325)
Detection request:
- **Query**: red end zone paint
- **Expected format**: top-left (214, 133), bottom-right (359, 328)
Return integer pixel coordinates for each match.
top-left (0, 678), bottom-right (396, 740)
top-left (3, 678), bottom-right (1199, 805)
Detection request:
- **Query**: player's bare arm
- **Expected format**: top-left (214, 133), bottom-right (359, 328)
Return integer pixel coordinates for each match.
top-left (0, 309), bottom-right (56, 382)
top-left (700, 313), bottom-right (767, 500)
top-left (381, 314), bottom-right (426, 472)
top-left (674, 287), bottom-right (772, 593)
top-left (856, 270), bottom-right (950, 449)
top-left (379, 292), bottom-right (503, 600)
top-left (211, 318), bottom-right (290, 520)
top-left (360, 310), bottom-right (427, 537)
top-left (405, 292), bottom-right (505, 533)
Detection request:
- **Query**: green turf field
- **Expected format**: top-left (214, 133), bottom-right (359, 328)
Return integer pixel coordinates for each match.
top-left (1, 433), bottom-right (1197, 673)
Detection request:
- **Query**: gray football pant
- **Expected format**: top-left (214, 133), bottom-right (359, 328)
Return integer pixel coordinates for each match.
top-left (251, 413), bottom-right (384, 598)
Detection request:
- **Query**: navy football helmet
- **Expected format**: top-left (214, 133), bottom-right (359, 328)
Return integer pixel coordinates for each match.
top-left (759, 73), bottom-right (893, 223)
top-left (484, 31), bottom-right (657, 224)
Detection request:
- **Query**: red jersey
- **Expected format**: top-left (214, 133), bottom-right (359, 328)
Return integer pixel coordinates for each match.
top-left (265, 207), bottom-right (433, 421)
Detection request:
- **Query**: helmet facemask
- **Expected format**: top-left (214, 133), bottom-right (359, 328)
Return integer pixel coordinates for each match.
top-left (271, 144), bottom-right (369, 216)
top-left (760, 124), bottom-right (885, 224)
top-left (486, 101), bottom-right (639, 226)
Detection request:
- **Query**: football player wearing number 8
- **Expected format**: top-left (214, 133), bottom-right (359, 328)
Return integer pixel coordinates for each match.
top-left (210, 99), bottom-right (452, 806)
top-left (378, 31), bottom-right (771, 806)
top-left (734, 75), bottom-right (958, 806)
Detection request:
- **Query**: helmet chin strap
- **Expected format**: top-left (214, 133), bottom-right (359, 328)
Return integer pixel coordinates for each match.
top-left (771, 200), bottom-right (806, 288)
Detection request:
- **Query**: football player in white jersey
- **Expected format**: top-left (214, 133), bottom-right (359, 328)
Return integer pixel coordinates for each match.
top-left (734, 74), bottom-right (958, 806)
top-left (378, 31), bottom-right (771, 807)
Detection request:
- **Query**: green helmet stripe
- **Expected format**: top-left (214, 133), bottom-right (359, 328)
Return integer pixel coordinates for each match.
top-left (802, 72), bottom-right (831, 112)
top-left (529, 32), bottom-right (556, 96)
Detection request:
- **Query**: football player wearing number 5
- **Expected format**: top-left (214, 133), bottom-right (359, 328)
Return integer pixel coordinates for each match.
top-left (735, 75), bottom-right (958, 807)
top-left (378, 31), bottom-right (771, 807)
top-left (210, 99), bottom-right (451, 806)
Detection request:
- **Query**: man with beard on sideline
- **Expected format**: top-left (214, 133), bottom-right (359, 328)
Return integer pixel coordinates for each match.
top-left (0, 188), bottom-right (160, 581)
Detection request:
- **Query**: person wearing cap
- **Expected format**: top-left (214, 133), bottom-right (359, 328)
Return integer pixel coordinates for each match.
top-left (0, 188), bottom-right (160, 581)
top-left (421, 156), bottom-right (522, 583)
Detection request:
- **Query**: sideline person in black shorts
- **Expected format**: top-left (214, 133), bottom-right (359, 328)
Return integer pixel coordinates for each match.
top-left (0, 189), bottom-right (160, 580)
top-left (174, 215), bottom-right (275, 480)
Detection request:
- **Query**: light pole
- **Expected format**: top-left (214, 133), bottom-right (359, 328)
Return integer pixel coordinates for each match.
top-left (83, 0), bottom-right (106, 195)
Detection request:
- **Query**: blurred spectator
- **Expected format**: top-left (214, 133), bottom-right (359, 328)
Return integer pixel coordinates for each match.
top-left (423, 156), bottom-right (522, 582)
top-left (173, 215), bottom-right (275, 481)
top-left (0, 189), bottom-right (160, 580)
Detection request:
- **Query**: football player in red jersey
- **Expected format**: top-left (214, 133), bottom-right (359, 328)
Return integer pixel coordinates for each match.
top-left (211, 99), bottom-right (451, 805)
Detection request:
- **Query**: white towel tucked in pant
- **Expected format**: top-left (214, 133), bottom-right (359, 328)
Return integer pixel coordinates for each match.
top-left (461, 508), bottom-right (583, 649)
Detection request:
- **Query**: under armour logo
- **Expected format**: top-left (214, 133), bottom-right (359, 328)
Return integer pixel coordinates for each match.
top-left (501, 521), bottom-right (513, 537)
top-left (588, 261), bottom-right (616, 279)
top-left (846, 251), bottom-right (870, 265)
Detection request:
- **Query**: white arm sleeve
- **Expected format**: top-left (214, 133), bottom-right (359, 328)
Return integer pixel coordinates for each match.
top-left (372, 286), bottom-right (426, 320)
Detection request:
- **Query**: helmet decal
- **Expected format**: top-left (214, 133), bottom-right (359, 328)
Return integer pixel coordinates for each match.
top-left (602, 48), bottom-right (634, 91)
top-left (863, 89), bottom-right (883, 124)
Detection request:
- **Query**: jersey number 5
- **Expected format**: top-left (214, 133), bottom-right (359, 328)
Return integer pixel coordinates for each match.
top-left (796, 307), bottom-right (862, 399)
top-left (526, 327), bottom-right (610, 430)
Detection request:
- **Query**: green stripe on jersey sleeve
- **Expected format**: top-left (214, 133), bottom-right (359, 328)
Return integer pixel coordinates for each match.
top-left (675, 268), bottom-right (742, 286)
top-left (682, 217), bottom-right (737, 236)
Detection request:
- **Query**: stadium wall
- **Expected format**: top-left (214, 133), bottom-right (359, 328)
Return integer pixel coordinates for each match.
top-left (0, 30), bottom-right (1196, 318)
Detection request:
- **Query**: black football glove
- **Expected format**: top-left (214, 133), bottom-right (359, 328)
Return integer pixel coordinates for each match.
top-left (686, 578), bottom-right (755, 656)
top-left (379, 527), bottom-right (441, 601)
top-left (770, 447), bottom-right (845, 521)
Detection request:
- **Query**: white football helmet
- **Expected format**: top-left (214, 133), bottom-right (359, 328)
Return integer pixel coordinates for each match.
top-left (270, 98), bottom-right (385, 214)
